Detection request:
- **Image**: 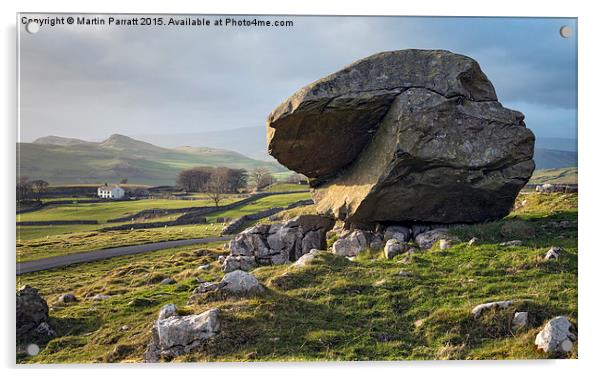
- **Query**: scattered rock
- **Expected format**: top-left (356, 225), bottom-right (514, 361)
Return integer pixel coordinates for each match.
top-left (91, 294), bottom-right (112, 301)
top-left (383, 226), bottom-right (411, 242)
top-left (127, 297), bottom-right (155, 308)
top-left (332, 229), bottom-right (371, 257)
top-left (471, 300), bottom-right (514, 318)
top-left (16, 285), bottom-right (52, 340)
top-left (414, 319), bottom-right (425, 328)
top-left (369, 234), bottom-right (384, 250)
top-left (291, 249), bottom-right (321, 268)
top-left (193, 282), bottom-right (221, 295)
top-left (145, 308), bottom-right (220, 362)
top-left (217, 255), bottom-right (226, 264)
top-left (34, 321), bottom-right (56, 338)
top-left (467, 237), bottom-right (478, 247)
top-left (120, 325), bottom-right (130, 331)
top-left (268, 49), bottom-right (534, 225)
top-left (222, 255), bottom-right (256, 272)
top-left (439, 239), bottom-right (453, 250)
top-left (545, 246), bottom-right (562, 260)
top-left (415, 229), bottom-right (459, 250)
top-left (512, 311), bottom-right (529, 332)
top-left (57, 293), bottom-right (77, 304)
top-left (220, 270), bottom-right (264, 295)
top-left (535, 316), bottom-right (576, 354)
top-left (197, 264), bottom-right (210, 270)
top-left (398, 270), bottom-right (412, 277)
top-left (227, 215), bottom-right (334, 265)
top-left (159, 278), bottom-right (176, 285)
top-left (158, 303), bottom-right (178, 320)
top-left (499, 240), bottom-right (523, 247)
top-left (384, 239), bottom-right (407, 259)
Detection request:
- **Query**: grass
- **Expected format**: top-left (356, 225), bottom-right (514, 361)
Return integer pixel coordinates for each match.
top-left (529, 167), bottom-right (577, 185)
top-left (17, 192), bottom-right (311, 262)
top-left (204, 192), bottom-right (311, 222)
top-left (264, 183), bottom-right (309, 192)
top-left (16, 192), bottom-right (577, 362)
top-left (17, 197), bottom-right (241, 224)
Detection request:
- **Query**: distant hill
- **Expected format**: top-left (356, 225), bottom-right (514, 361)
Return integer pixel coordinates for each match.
top-left (134, 127), bottom-right (272, 161)
top-left (533, 148), bottom-right (577, 169)
top-left (529, 167), bottom-right (577, 185)
top-left (19, 134), bottom-right (287, 185)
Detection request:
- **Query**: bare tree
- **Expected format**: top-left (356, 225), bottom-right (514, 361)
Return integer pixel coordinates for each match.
top-left (250, 168), bottom-right (273, 190)
top-left (30, 179), bottom-right (49, 200)
top-left (205, 168), bottom-right (230, 206)
top-left (16, 176), bottom-right (32, 201)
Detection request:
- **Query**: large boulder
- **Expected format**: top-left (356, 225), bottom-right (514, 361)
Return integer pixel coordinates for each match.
top-left (267, 49), bottom-right (535, 225)
top-left (16, 285), bottom-right (53, 341)
top-left (226, 215), bottom-right (335, 267)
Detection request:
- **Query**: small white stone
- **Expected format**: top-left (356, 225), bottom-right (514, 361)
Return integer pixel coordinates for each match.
top-left (560, 339), bottom-right (573, 353)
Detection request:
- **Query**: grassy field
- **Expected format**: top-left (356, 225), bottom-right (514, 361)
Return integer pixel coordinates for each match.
top-left (17, 192), bottom-right (311, 262)
top-left (17, 192), bottom-right (577, 362)
top-left (529, 167), bottom-right (577, 185)
top-left (17, 197), bottom-right (241, 224)
top-left (264, 183), bottom-right (309, 192)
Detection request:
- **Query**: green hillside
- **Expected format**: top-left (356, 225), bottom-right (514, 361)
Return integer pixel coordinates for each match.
top-left (17, 134), bottom-right (287, 185)
top-left (530, 167), bottom-right (578, 185)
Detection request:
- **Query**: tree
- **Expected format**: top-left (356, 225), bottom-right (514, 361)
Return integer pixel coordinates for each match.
top-left (250, 168), bottom-right (273, 190)
top-left (16, 176), bottom-right (32, 201)
top-left (30, 180), bottom-right (49, 200)
top-left (120, 178), bottom-right (128, 185)
top-left (177, 167), bottom-right (213, 192)
top-left (205, 168), bottom-right (229, 206)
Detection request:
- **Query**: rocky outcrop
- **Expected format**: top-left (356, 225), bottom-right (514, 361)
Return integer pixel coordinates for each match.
top-left (535, 316), bottom-right (576, 354)
top-left (16, 285), bottom-right (54, 341)
top-left (145, 305), bottom-right (220, 362)
top-left (267, 49), bottom-right (535, 226)
top-left (226, 215), bottom-right (334, 268)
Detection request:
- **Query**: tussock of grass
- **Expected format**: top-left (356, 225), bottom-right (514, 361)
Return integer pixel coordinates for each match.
top-left (17, 193), bottom-right (577, 362)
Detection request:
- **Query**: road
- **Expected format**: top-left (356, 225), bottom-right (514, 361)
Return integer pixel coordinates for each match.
top-left (16, 236), bottom-right (233, 275)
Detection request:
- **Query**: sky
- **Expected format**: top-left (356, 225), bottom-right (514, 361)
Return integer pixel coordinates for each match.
top-left (19, 15), bottom-right (577, 145)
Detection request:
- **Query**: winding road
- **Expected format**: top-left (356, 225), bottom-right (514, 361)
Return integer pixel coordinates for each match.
top-left (16, 236), bottom-right (233, 275)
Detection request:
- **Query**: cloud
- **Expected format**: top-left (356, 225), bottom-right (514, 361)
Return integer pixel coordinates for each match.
top-left (19, 15), bottom-right (577, 142)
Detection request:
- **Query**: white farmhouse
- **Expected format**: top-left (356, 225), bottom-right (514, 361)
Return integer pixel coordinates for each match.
top-left (97, 184), bottom-right (125, 199)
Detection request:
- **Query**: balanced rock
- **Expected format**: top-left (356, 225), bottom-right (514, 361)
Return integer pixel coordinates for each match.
top-left (267, 49), bottom-right (535, 225)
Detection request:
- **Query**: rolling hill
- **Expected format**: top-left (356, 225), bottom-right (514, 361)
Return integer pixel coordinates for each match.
top-left (17, 134), bottom-right (287, 185)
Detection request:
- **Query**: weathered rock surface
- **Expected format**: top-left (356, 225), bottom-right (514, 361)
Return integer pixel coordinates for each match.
top-left (415, 229), bottom-right (459, 250)
top-left (545, 246), bottom-right (562, 260)
top-left (332, 229), bottom-right (371, 257)
top-left (267, 49), bottom-right (535, 225)
top-left (291, 249), bottom-right (321, 268)
top-left (384, 239), bottom-right (408, 259)
top-left (220, 270), bottom-right (264, 295)
top-left (227, 215), bottom-right (335, 267)
top-left (57, 293), bottom-right (77, 304)
top-left (16, 285), bottom-right (53, 341)
top-left (535, 316), bottom-right (576, 354)
top-left (471, 300), bottom-right (514, 318)
top-left (512, 311), bottom-right (529, 332)
top-left (145, 307), bottom-right (220, 362)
